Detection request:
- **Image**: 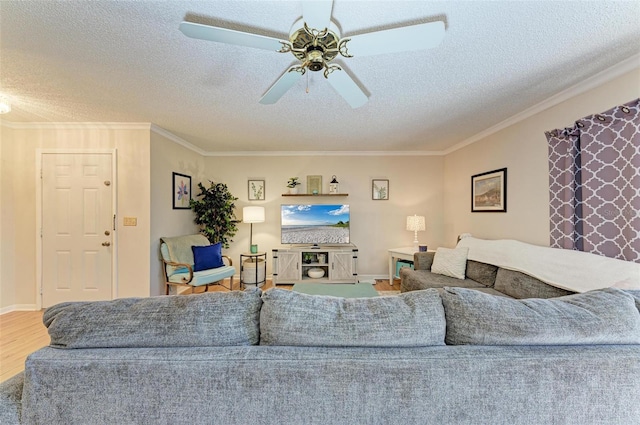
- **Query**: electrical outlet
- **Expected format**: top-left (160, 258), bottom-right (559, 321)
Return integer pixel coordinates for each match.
top-left (123, 217), bottom-right (137, 226)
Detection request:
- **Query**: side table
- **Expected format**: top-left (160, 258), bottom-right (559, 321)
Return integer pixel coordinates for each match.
top-left (240, 252), bottom-right (267, 289)
top-left (388, 247), bottom-right (417, 286)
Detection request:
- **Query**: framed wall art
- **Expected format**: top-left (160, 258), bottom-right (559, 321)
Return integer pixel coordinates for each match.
top-left (372, 179), bottom-right (389, 200)
top-left (471, 168), bottom-right (507, 212)
top-left (248, 179), bottom-right (265, 201)
top-left (307, 175), bottom-right (322, 194)
top-left (172, 172), bottom-right (191, 209)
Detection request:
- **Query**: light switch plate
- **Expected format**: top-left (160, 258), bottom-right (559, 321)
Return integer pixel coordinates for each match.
top-left (123, 217), bottom-right (137, 226)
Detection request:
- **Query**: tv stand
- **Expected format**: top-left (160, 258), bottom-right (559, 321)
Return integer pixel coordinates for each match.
top-left (272, 246), bottom-right (358, 285)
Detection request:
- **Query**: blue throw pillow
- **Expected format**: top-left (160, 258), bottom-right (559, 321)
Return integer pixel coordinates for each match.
top-left (192, 243), bottom-right (224, 272)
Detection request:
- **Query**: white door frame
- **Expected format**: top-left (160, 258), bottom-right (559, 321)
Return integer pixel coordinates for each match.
top-left (35, 149), bottom-right (118, 310)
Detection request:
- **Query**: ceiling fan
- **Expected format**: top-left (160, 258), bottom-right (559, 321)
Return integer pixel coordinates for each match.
top-left (179, 1), bottom-right (445, 108)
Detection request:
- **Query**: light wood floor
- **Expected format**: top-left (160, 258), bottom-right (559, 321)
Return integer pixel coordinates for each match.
top-left (0, 278), bottom-right (399, 383)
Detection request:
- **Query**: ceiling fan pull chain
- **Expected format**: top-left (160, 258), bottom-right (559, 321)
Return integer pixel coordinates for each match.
top-left (306, 72), bottom-right (310, 94)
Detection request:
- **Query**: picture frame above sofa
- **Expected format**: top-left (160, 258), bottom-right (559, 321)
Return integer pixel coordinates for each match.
top-left (471, 168), bottom-right (507, 212)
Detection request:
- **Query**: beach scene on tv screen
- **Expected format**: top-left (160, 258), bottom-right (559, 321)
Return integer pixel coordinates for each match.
top-left (281, 204), bottom-right (350, 244)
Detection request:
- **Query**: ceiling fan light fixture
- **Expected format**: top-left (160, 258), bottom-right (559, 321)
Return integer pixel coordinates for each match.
top-left (306, 50), bottom-right (325, 71)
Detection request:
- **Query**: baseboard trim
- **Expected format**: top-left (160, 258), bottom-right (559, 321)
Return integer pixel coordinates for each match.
top-left (0, 304), bottom-right (39, 315)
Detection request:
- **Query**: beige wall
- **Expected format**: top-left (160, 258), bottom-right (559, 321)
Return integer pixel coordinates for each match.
top-left (204, 155), bottom-right (446, 279)
top-left (149, 130), bottom-right (204, 296)
top-left (442, 68), bottom-right (640, 247)
top-left (2, 66), bottom-right (638, 310)
top-left (0, 124), bottom-right (151, 310)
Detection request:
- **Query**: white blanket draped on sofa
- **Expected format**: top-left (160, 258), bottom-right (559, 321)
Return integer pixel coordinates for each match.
top-left (457, 236), bottom-right (640, 293)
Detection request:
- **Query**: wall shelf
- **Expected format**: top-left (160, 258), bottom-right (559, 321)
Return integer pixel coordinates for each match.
top-left (281, 194), bottom-right (348, 197)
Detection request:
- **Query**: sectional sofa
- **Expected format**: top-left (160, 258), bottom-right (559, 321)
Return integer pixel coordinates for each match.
top-left (2, 286), bottom-right (640, 425)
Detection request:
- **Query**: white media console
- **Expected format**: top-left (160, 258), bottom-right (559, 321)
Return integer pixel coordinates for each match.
top-left (272, 245), bottom-right (358, 285)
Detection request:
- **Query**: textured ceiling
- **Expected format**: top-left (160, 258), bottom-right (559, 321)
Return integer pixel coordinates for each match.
top-left (1, 1), bottom-right (639, 153)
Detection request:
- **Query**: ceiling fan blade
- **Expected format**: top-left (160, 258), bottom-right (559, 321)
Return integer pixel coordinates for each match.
top-left (179, 21), bottom-right (285, 51)
top-left (326, 69), bottom-right (368, 109)
top-left (343, 21), bottom-right (445, 57)
top-left (259, 67), bottom-right (304, 105)
top-left (302, 0), bottom-right (333, 30)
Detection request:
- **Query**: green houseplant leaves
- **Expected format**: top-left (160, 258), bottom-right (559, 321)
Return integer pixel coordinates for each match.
top-left (190, 180), bottom-right (239, 249)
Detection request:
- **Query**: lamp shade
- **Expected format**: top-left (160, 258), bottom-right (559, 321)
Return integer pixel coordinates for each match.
top-left (406, 215), bottom-right (425, 232)
top-left (243, 206), bottom-right (265, 223)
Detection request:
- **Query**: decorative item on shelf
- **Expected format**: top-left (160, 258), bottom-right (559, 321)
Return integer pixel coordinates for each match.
top-left (406, 214), bottom-right (426, 251)
top-left (317, 253), bottom-right (326, 264)
top-left (307, 175), bottom-right (322, 195)
top-left (329, 175), bottom-right (339, 194)
top-left (303, 253), bottom-right (313, 264)
top-left (307, 268), bottom-right (325, 279)
top-left (243, 206), bottom-right (265, 253)
top-left (287, 177), bottom-right (301, 194)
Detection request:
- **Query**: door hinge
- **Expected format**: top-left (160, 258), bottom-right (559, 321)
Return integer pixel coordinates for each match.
top-left (113, 214), bottom-right (116, 231)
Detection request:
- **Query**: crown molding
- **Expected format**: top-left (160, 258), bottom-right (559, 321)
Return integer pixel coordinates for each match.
top-left (3, 53), bottom-right (637, 157)
top-left (442, 53), bottom-right (640, 155)
top-left (204, 150), bottom-right (443, 157)
top-left (150, 124), bottom-right (207, 156)
top-left (0, 120), bottom-right (151, 131)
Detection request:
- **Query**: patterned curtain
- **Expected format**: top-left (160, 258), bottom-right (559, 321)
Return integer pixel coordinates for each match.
top-left (547, 98), bottom-right (640, 263)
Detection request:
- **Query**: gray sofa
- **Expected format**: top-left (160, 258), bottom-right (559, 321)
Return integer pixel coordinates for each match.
top-left (2, 287), bottom-right (640, 425)
top-left (401, 251), bottom-right (575, 299)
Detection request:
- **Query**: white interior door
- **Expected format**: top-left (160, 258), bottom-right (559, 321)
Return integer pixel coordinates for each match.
top-left (41, 152), bottom-right (114, 307)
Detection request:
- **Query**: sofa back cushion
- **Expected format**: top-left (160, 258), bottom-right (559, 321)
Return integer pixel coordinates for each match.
top-left (44, 288), bottom-right (262, 348)
top-left (260, 288), bottom-right (446, 347)
top-left (494, 268), bottom-right (574, 299)
top-left (465, 260), bottom-right (498, 287)
top-left (441, 287), bottom-right (640, 345)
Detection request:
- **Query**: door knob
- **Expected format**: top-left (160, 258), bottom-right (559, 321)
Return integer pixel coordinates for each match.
top-left (102, 242), bottom-right (111, 247)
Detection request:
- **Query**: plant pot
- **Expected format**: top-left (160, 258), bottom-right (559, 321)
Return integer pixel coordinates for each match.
top-left (289, 187), bottom-right (298, 194)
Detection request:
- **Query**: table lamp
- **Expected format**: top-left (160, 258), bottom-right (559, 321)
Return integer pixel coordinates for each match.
top-left (243, 206), bottom-right (265, 253)
top-left (406, 214), bottom-right (426, 251)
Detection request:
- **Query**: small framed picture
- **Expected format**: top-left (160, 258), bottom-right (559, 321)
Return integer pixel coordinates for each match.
top-left (307, 175), bottom-right (322, 194)
top-left (471, 168), bottom-right (507, 212)
top-left (172, 172), bottom-right (191, 209)
top-left (248, 179), bottom-right (265, 201)
top-left (372, 179), bottom-right (389, 200)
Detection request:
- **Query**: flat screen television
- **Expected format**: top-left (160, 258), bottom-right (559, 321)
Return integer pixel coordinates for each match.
top-left (281, 204), bottom-right (350, 245)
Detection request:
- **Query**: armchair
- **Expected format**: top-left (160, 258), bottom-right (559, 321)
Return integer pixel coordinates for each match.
top-left (160, 234), bottom-right (235, 295)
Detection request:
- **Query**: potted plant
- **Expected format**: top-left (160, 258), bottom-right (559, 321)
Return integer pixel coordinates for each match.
top-left (190, 180), bottom-right (239, 249)
top-left (287, 177), bottom-right (301, 194)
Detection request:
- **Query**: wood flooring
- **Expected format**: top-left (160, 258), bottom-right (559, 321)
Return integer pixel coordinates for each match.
top-left (0, 278), bottom-right (398, 383)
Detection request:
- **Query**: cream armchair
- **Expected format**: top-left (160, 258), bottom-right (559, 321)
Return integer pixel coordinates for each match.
top-left (160, 234), bottom-right (235, 295)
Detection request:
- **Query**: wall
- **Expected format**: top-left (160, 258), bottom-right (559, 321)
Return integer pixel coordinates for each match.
top-left (0, 124), bottom-right (151, 311)
top-left (149, 129), bottom-right (204, 296)
top-left (442, 67), bottom-right (640, 247)
top-left (204, 155), bottom-right (445, 280)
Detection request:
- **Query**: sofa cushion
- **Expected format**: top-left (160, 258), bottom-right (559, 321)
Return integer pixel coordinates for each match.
top-left (431, 247), bottom-right (469, 280)
top-left (44, 288), bottom-right (262, 348)
top-left (465, 260), bottom-right (498, 287)
top-left (192, 243), bottom-right (224, 271)
top-left (260, 288), bottom-right (445, 347)
top-left (413, 251), bottom-right (435, 271)
top-left (494, 268), bottom-right (574, 299)
top-left (441, 287), bottom-right (640, 345)
top-left (400, 269), bottom-right (486, 293)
